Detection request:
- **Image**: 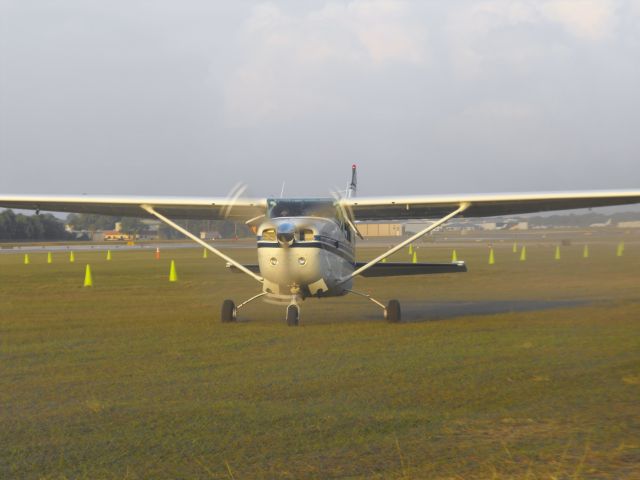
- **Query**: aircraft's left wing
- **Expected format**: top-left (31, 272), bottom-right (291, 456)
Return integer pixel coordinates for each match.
top-left (343, 190), bottom-right (640, 220)
top-left (0, 194), bottom-right (268, 220)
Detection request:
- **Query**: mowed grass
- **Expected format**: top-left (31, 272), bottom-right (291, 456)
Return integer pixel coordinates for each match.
top-left (1, 237), bottom-right (639, 479)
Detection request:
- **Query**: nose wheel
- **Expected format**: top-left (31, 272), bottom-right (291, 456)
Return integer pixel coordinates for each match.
top-left (286, 303), bottom-right (300, 326)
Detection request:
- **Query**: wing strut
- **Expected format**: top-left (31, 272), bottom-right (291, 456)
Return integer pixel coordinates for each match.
top-left (141, 205), bottom-right (264, 283)
top-left (340, 202), bottom-right (470, 283)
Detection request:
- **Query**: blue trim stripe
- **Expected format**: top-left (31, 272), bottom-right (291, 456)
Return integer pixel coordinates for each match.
top-left (258, 241), bottom-right (355, 263)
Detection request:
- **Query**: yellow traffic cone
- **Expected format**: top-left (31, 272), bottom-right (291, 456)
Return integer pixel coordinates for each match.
top-left (83, 264), bottom-right (93, 287)
top-left (70, 251), bottom-right (75, 263)
top-left (47, 252), bottom-right (52, 264)
top-left (169, 260), bottom-right (178, 282)
top-left (412, 251), bottom-right (417, 264)
top-left (520, 246), bottom-right (527, 262)
top-left (24, 253), bottom-right (30, 265)
top-left (203, 248), bottom-right (208, 259)
top-left (451, 249), bottom-right (458, 262)
top-left (488, 248), bottom-right (495, 265)
top-left (381, 257), bottom-right (387, 263)
top-left (106, 250), bottom-right (112, 261)
top-left (555, 246), bottom-right (561, 261)
top-left (583, 245), bottom-right (589, 259)
top-left (616, 242), bottom-right (624, 257)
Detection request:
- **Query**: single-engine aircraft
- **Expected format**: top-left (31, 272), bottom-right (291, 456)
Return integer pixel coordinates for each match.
top-left (2, 165), bottom-right (639, 325)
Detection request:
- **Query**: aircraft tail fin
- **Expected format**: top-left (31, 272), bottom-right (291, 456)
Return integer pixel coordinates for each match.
top-left (346, 164), bottom-right (357, 198)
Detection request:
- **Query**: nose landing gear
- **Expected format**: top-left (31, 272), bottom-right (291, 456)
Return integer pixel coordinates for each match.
top-left (286, 303), bottom-right (300, 326)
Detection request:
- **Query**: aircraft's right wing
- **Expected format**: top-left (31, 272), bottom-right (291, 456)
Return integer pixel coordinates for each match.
top-left (0, 194), bottom-right (268, 220)
top-left (343, 190), bottom-right (640, 220)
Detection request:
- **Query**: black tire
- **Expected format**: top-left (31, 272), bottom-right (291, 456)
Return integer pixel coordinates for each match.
top-left (385, 299), bottom-right (401, 323)
top-left (221, 299), bottom-right (236, 323)
top-left (286, 304), bottom-right (299, 326)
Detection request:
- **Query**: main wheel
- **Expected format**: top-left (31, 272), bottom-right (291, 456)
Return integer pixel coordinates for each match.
top-left (221, 299), bottom-right (237, 323)
top-left (385, 299), bottom-right (401, 323)
top-left (286, 304), bottom-right (299, 326)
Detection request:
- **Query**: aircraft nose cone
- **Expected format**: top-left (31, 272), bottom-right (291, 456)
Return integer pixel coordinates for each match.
top-left (276, 222), bottom-right (295, 247)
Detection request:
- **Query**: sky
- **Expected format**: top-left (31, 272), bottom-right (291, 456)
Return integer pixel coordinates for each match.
top-left (1, 0), bottom-right (640, 199)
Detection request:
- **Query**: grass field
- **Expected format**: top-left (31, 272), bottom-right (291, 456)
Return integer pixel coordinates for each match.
top-left (1, 234), bottom-right (639, 479)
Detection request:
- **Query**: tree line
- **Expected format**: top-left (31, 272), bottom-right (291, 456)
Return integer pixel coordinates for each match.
top-left (0, 210), bottom-right (71, 241)
top-left (1, 210), bottom-right (252, 241)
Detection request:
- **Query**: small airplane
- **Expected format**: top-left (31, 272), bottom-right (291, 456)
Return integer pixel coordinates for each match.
top-left (2, 165), bottom-right (639, 325)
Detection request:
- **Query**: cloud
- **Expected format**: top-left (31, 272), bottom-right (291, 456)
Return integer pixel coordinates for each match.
top-left (222, 1), bottom-right (428, 126)
top-left (444, 0), bottom-right (622, 80)
top-left (541, 0), bottom-right (616, 40)
top-left (222, 1), bottom-right (636, 126)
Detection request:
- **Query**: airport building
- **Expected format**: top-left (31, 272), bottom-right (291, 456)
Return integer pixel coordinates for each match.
top-left (618, 221), bottom-right (640, 228)
top-left (356, 223), bottom-right (405, 237)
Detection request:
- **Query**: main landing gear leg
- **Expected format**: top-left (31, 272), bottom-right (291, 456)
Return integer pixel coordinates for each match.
top-left (346, 289), bottom-right (402, 323)
top-left (221, 292), bottom-right (268, 323)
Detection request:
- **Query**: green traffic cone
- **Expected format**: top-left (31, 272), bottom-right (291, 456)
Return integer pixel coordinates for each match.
top-left (169, 260), bottom-right (178, 282)
top-left (83, 264), bottom-right (93, 287)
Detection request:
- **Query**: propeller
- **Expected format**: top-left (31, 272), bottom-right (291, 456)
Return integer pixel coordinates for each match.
top-left (222, 182), bottom-right (249, 220)
top-left (330, 188), bottom-right (363, 240)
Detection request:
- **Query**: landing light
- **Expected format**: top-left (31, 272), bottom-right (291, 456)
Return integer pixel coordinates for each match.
top-left (298, 257), bottom-right (307, 266)
top-left (270, 257), bottom-right (278, 266)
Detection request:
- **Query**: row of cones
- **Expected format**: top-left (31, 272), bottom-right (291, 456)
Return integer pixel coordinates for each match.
top-left (81, 260), bottom-right (178, 287)
top-left (24, 250), bottom-right (113, 264)
top-left (22, 246), bottom-right (212, 264)
top-left (403, 242), bottom-right (627, 265)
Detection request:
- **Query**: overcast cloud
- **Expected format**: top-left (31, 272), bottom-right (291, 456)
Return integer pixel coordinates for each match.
top-left (1, 0), bottom-right (639, 198)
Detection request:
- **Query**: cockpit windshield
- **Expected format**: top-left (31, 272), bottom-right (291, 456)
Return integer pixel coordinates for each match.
top-left (267, 199), bottom-right (337, 219)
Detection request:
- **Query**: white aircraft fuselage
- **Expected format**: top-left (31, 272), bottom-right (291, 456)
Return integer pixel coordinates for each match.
top-left (256, 199), bottom-right (355, 299)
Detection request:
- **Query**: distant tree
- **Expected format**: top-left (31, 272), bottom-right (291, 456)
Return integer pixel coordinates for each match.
top-left (66, 213), bottom-right (118, 232)
top-left (119, 217), bottom-right (145, 235)
top-left (0, 210), bottom-right (71, 240)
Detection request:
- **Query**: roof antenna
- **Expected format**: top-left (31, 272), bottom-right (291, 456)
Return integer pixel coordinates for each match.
top-left (346, 164), bottom-right (357, 198)
top-left (280, 181), bottom-right (286, 198)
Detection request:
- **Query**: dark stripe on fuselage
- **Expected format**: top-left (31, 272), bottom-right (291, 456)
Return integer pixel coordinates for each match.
top-left (257, 241), bottom-right (355, 264)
